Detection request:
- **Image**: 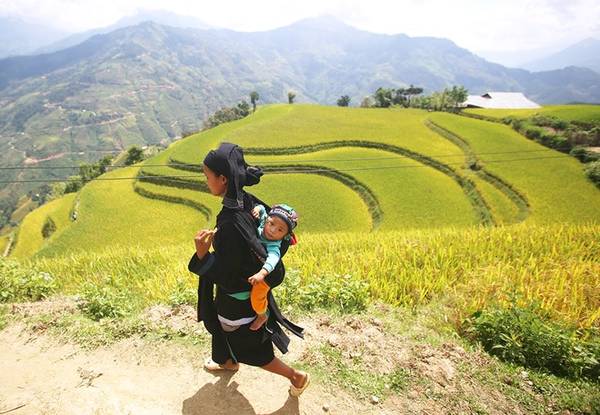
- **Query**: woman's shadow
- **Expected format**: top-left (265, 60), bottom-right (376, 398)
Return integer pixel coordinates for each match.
top-left (182, 372), bottom-right (300, 415)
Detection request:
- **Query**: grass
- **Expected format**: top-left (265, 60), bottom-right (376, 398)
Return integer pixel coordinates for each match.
top-left (464, 105), bottom-right (600, 124)
top-left (27, 224), bottom-right (599, 330)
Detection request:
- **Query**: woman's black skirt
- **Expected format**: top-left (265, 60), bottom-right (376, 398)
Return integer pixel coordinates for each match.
top-left (211, 323), bottom-right (275, 367)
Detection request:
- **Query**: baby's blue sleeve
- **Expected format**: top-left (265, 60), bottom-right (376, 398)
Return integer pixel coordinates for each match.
top-left (262, 242), bottom-right (281, 273)
top-left (256, 204), bottom-right (267, 222)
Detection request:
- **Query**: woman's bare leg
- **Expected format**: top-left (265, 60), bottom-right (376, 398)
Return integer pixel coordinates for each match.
top-left (261, 357), bottom-right (308, 388)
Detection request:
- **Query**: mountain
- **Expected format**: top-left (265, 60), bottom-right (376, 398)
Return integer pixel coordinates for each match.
top-left (2, 17), bottom-right (600, 209)
top-left (34, 10), bottom-right (213, 54)
top-left (523, 38), bottom-right (600, 74)
top-left (0, 16), bottom-right (69, 58)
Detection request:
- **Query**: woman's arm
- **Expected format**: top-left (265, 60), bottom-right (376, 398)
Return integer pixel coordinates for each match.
top-left (189, 222), bottom-right (248, 291)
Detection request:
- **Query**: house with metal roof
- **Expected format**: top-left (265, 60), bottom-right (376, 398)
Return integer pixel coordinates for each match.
top-left (464, 92), bottom-right (541, 109)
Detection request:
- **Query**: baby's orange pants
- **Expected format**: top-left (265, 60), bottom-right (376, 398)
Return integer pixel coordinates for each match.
top-left (250, 280), bottom-right (270, 315)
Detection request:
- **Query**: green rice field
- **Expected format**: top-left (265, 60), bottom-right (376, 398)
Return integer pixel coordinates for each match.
top-left (27, 224), bottom-right (599, 329)
top-left (464, 104), bottom-right (600, 123)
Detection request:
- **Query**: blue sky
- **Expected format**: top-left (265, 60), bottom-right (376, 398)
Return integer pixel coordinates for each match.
top-left (1, 0), bottom-right (599, 56)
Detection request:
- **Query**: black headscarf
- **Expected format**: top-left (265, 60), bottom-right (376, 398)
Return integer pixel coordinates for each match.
top-left (203, 142), bottom-right (263, 210)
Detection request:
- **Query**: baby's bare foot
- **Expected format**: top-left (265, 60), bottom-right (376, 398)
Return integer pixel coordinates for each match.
top-left (250, 313), bottom-right (267, 331)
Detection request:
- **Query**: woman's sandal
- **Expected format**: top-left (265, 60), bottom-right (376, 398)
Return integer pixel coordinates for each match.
top-left (289, 372), bottom-right (310, 397)
top-left (203, 358), bottom-right (239, 372)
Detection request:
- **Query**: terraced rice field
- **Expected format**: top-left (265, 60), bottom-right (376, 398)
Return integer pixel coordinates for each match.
top-left (464, 104), bottom-right (600, 123)
top-left (11, 104), bottom-right (600, 258)
top-left (428, 113), bottom-right (600, 223)
top-left (10, 193), bottom-right (77, 259)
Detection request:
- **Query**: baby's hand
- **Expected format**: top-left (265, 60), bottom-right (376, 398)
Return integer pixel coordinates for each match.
top-left (251, 206), bottom-right (261, 219)
top-left (248, 272), bottom-right (265, 285)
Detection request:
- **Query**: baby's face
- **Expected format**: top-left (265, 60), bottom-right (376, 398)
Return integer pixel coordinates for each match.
top-left (264, 215), bottom-right (289, 241)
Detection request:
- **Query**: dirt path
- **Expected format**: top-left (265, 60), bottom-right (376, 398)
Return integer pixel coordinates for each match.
top-left (1, 300), bottom-right (575, 415)
top-left (0, 324), bottom-right (375, 415)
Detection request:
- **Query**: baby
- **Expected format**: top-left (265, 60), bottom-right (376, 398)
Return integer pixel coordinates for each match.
top-left (247, 203), bottom-right (298, 330)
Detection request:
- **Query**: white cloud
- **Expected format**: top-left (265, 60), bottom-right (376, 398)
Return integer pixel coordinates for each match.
top-left (0, 0), bottom-right (598, 52)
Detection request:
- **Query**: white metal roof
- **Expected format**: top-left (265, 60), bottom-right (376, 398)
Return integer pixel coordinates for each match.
top-left (465, 92), bottom-right (541, 109)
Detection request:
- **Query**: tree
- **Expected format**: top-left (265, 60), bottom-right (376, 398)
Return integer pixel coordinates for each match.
top-left (373, 87), bottom-right (393, 108)
top-left (237, 100), bottom-right (251, 117)
top-left (64, 176), bottom-right (83, 194)
top-left (360, 97), bottom-right (373, 108)
top-left (337, 95), bottom-right (351, 107)
top-left (405, 85), bottom-right (424, 107)
top-left (430, 90), bottom-right (448, 111)
top-left (125, 146), bottom-right (144, 166)
top-left (250, 91), bottom-right (259, 112)
top-left (288, 91), bottom-right (296, 104)
top-left (98, 155), bottom-right (113, 174)
top-left (203, 100), bottom-right (251, 130)
top-left (446, 85), bottom-right (468, 111)
top-left (79, 162), bottom-right (100, 183)
top-left (392, 88), bottom-right (407, 106)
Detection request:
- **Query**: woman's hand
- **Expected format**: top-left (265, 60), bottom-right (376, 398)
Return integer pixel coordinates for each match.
top-left (194, 228), bottom-right (217, 259)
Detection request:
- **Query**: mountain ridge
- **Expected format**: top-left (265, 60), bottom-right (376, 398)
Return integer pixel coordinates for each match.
top-left (523, 38), bottom-right (600, 74)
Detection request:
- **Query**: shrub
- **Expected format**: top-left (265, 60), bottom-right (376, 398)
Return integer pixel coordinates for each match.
top-left (79, 281), bottom-right (135, 321)
top-left (0, 259), bottom-right (57, 302)
top-left (584, 161), bottom-right (600, 188)
top-left (464, 300), bottom-right (600, 381)
top-left (168, 278), bottom-right (196, 307)
top-left (531, 114), bottom-right (569, 130)
top-left (64, 176), bottom-right (83, 193)
top-left (41, 216), bottom-right (57, 239)
top-left (203, 100), bottom-right (251, 129)
top-left (570, 146), bottom-right (600, 163)
top-left (125, 146), bottom-right (144, 166)
top-left (277, 269), bottom-right (369, 313)
top-left (546, 135), bottom-right (572, 152)
top-left (523, 125), bottom-right (544, 140)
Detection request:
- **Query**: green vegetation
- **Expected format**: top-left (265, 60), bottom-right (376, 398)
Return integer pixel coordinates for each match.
top-left (585, 161), bottom-right (600, 188)
top-left (428, 112), bottom-right (600, 224)
top-left (464, 105), bottom-right (600, 124)
top-left (202, 100), bottom-right (251, 130)
top-left (0, 258), bottom-right (57, 302)
top-left (465, 300), bottom-right (600, 382)
top-left (11, 193), bottom-right (76, 258)
top-left (41, 216), bottom-right (57, 239)
top-left (79, 279), bottom-right (137, 321)
top-left (31, 167), bottom-right (209, 258)
top-left (278, 270), bottom-right (369, 313)
top-left (336, 95), bottom-right (350, 106)
top-left (25, 224), bottom-right (599, 330)
top-left (8, 107), bottom-right (600, 326)
top-left (124, 146), bottom-right (144, 166)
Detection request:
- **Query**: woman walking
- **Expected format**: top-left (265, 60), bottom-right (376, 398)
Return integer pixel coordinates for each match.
top-left (188, 142), bottom-right (310, 397)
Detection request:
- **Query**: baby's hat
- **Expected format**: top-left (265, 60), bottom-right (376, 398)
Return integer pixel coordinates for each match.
top-left (269, 204), bottom-right (298, 234)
